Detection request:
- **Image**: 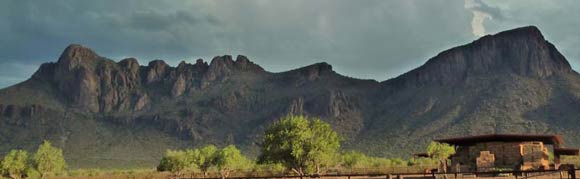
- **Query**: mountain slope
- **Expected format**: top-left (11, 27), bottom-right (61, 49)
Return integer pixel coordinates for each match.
top-left (1, 26), bottom-right (579, 168)
top-left (360, 26), bottom-right (580, 156)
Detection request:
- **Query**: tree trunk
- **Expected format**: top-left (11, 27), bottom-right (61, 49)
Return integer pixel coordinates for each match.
top-left (440, 160), bottom-right (448, 179)
top-left (10, 173), bottom-right (21, 179)
top-left (292, 168), bottom-right (305, 176)
top-left (220, 169), bottom-right (231, 179)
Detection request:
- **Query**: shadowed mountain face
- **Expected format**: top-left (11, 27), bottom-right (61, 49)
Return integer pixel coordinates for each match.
top-left (1, 26), bottom-right (580, 168)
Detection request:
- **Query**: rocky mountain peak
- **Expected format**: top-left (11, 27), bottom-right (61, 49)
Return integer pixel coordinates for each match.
top-left (491, 26), bottom-right (544, 41)
top-left (234, 55), bottom-right (265, 72)
top-left (202, 55), bottom-right (265, 84)
top-left (297, 62), bottom-right (334, 80)
top-left (278, 62), bottom-right (335, 82)
top-left (119, 58), bottom-right (139, 68)
top-left (177, 61), bottom-right (188, 68)
top-left (195, 59), bottom-right (208, 66)
top-left (147, 59), bottom-right (169, 68)
top-left (203, 55), bottom-right (235, 82)
top-left (145, 60), bottom-right (170, 84)
top-left (118, 58), bottom-right (140, 72)
top-left (235, 55), bottom-right (250, 63)
top-left (389, 26), bottom-right (572, 86)
top-left (56, 44), bottom-right (100, 70)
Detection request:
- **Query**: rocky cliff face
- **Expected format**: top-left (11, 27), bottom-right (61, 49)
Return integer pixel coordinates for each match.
top-left (32, 45), bottom-right (149, 113)
top-left (364, 26), bottom-right (580, 156)
top-left (1, 26), bottom-right (580, 168)
top-left (389, 26), bottom-right (572, 87)
top-left (28, 47), bottom-right (270, 114)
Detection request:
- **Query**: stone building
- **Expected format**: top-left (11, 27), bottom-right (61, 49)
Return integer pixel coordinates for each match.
top-left (434, 134), bottom-right (579, 172)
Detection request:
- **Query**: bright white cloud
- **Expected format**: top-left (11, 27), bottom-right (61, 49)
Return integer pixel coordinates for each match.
top-left (471, 11), bottom-right (492, 37)
top-left (465, 0), bottom-right (493, 37)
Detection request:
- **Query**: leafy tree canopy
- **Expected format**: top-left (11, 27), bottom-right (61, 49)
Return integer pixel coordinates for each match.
top-left (157, 150), bottom-right (189, 175)
top-left (426, 142), bottom-right (455, 160)
top-left (215, 145), bottom-right (252, 178)
top-left (33, 140), bottom-right (66, 178)
top-left (258, 115), bottom-right (341, 175)
top-left (1, 150), bottom-right (29, 179)
top-left (191, 145), bottom-right (218, 174)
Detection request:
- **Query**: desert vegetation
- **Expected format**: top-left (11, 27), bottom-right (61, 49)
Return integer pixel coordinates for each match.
top-left (0, 141), bottom-right (66, 179)
top-left (155, 115), bottom-right (441, 178)
top-left (0, 115), bottom-right (442, 179)
top-left (4, 115), bottom-right (580, 179)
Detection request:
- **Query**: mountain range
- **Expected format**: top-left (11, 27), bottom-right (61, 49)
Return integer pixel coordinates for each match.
top-left (1, 26), bottom-right (579, 169)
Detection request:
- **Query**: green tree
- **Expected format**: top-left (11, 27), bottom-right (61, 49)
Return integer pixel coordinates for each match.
top-left (0, 150), bottom-right (29, 179)
top-left (258, 115), bottom-right (341, 175)
top-left (214, 145), bottom-right (252, 179)
top-left (188, 145), bottom-right (218, 177)
top-left (33, 140), bottom-right (66, 179)
top-left (427, 142), bottom-right (455, 178)
top-left (157, 150), bottom-right (189, 176)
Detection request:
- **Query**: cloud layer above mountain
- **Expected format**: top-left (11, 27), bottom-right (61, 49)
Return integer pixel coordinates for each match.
top-left (1, 0), bottom-right (579, 88)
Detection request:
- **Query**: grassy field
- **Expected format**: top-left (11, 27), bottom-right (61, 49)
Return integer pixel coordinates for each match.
top-left (47, 169), bottom-right (169, 179)
top-left (38, 157), bottom-right (580, 179)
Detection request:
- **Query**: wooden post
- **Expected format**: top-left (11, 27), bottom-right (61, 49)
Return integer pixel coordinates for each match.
top-left (570, 165), bottom-right (576, 179)
top-left (555, 154), bottom-right (562, 170)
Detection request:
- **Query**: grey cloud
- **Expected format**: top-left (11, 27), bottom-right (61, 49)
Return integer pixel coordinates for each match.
top-left (101, 10), bottom-right (221, 32)
top-left (0, 62), bottom-right (37, 88)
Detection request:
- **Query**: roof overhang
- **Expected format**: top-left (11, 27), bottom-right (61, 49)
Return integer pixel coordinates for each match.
top-left (413, 153), bottom-right (431, 158)
top-left (434, 134), bottom-right (564, 146)
top-left (555, 148), bottom-right (580, 156)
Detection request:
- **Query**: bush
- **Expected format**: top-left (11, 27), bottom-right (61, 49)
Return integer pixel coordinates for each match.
top-left (0, 150), bottom-right (29, 179)
top-left (157, 150), bottom-right (189, 175)
top-left (24, 168), bottom-right (41, 179)
top-left (250, 163), bottom-right (286, 176)
top-left (215, 145), bottom-right (253, 178)
top-left (33, 140), bottom-right (67, 177)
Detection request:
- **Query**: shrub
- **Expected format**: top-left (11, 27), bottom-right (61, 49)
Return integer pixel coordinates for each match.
top-left (33, 140), bottom-right (67, 178)
top-left (0, 150), bottom-right (29, 179)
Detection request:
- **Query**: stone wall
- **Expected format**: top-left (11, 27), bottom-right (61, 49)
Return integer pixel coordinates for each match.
top-left (450, 141), bottom-right (551, 172)
top-left (520, 142), bottom-right (550, 170)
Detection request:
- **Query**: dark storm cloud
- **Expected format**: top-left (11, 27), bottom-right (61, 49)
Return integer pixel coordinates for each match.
top-left (0, 0), bottom-right (579, 88)
top-left (0, 0), bottom-right (222, 60)
top-left (105, 10), bottom-right (221, 32)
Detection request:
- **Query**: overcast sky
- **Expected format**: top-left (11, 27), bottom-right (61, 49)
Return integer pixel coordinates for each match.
top-left (1, 0), bottom-right (579, 88)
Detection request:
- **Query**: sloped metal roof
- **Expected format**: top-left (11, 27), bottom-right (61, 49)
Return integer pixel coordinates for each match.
top-left (434, 134), bottom-right (564, 146)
